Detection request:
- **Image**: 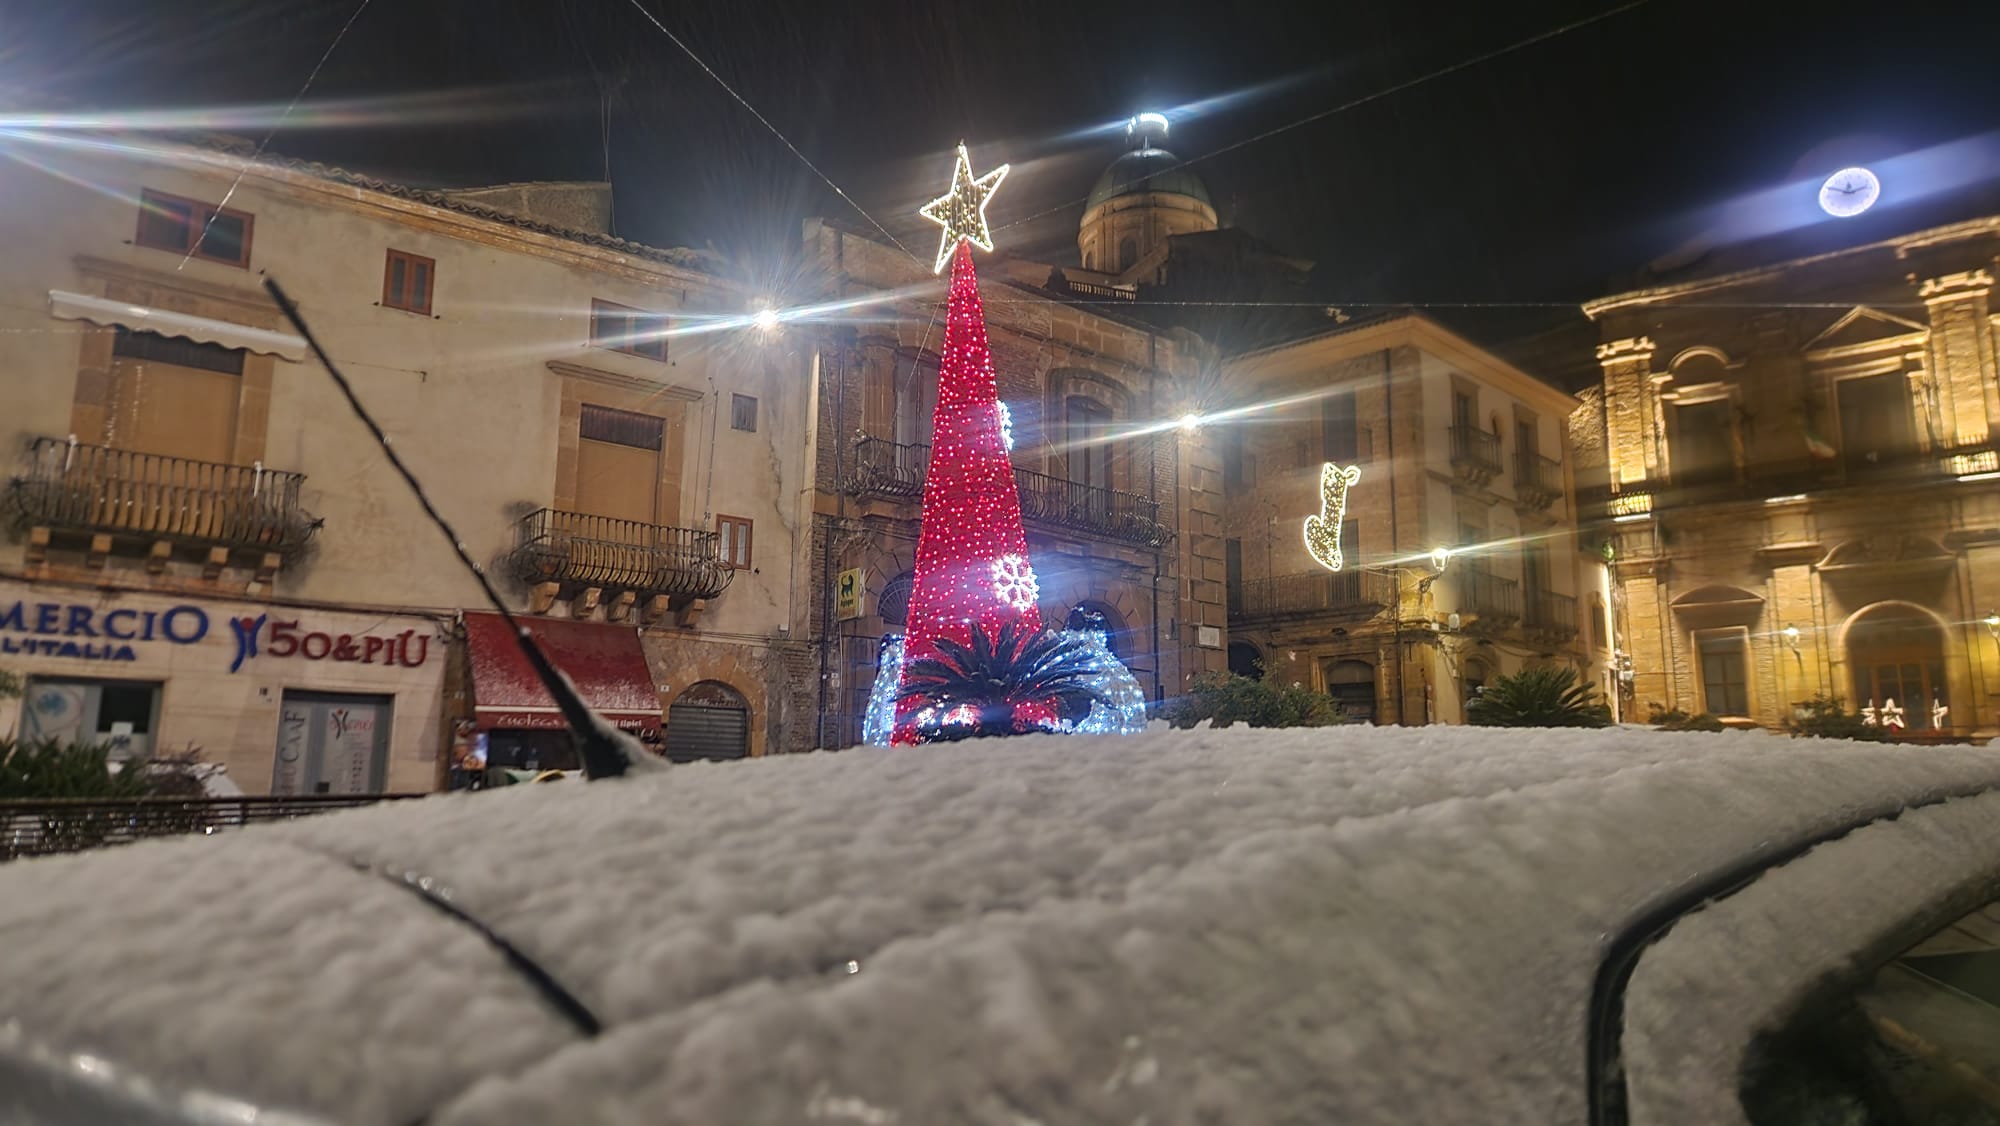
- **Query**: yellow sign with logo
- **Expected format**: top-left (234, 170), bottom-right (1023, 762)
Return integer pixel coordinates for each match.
top-left (835, 568), bottom-right (865, 621)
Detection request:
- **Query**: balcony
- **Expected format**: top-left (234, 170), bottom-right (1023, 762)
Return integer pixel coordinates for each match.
top-left (1232, 569), bottom-right (1394, 621)
top-left (508, 508), bottom-right (732, 603)
top-left (1514, 451), bottom-right (1563, 509)
top-left (844, 436), bottom-right (1168, 548)
top-left (1463, 568), bottom-right (1520, 625)
top-left (1449, 425), bottom-right (1503, 485)
top-left (1522, 588), bottom-right (1578, 641)
top-left (6, 437), bottom-right (317, 564)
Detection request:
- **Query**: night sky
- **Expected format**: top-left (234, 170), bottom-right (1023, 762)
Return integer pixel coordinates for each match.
top-left (8, 0), bottom-right (2000, 385)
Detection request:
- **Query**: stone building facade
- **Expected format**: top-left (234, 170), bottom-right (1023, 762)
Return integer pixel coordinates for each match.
top-left (1220, 316), bottom-right (1598, 724)
top-left (0, 132), bottom-right (813, 791)
top-left (1576, 213), bottom-right (2000, 738)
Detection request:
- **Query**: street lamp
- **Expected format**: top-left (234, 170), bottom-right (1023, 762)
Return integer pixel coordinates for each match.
top-left (1985, 611), bottom-right (2000, 642)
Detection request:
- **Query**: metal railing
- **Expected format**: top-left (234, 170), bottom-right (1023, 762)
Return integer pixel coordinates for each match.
top-left (1514, 450), bottom-right (1563, 507)
top-left (845, 436), bottom-right (1168, 547)
top-left (1234, 569), bottom-right (1393, 620)
top-left (1464, 567), bottom-right (1521, 623)
top-left (1064, 279), bottom-right (1137, 301)
top-left (1523, 588), bottom-right (1577, 638)
top-left (508, 508), bottom-right (733, 599)
top-left (6, 437), bottom-right (317, 558)
top-left (0, 793), bottom-right (425, 862)
top-left (1449, 425), bottom-right (1503, 477)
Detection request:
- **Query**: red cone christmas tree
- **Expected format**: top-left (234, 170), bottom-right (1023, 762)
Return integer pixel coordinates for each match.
top-left (893, 240), bottom-right (1043, 739)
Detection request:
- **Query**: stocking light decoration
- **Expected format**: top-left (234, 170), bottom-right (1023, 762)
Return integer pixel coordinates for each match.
top-left (863, 142), bottom-right (1146, 745)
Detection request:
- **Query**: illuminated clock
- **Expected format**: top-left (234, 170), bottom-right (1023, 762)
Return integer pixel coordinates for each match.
top-left (1818, 167), bottom-right (1880, 218)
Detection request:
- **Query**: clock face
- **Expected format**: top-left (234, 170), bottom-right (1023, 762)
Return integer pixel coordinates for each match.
top-left (1819, 166), bottom-right (1881, 218)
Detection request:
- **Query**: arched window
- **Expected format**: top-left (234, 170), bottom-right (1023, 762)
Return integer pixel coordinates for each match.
top-left (1847, 605), bottom-right (1948, 730)
top-left (1325, 659), bottom-right (1376, 722)
top-left (666, 680), bottom-right (750, 762)
top-left (1066, 601), bottom-right (1132, 659)
top-left (1228, 640), bottom-right (1263, 680)
top-left (878, 570), bottom-right (914, 627)
top-left (1118, 237), bottom-right (1137, 272)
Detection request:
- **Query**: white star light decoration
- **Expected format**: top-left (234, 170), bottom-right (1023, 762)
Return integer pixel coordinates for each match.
top-left (991, 553), bottom-right (1039, 612)
top-left (918, 143), bottom-right (1009, 274)
top-left (1879, 698), bottom-right (1906, 730)
top-left (1932, 699), bottom-right (1949, 729)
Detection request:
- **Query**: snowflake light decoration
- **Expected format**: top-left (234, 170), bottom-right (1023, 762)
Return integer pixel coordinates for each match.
top-left (990, 553), bottom-right (1039, 612)
top-left (997, 401), bottom-right (1014, 452)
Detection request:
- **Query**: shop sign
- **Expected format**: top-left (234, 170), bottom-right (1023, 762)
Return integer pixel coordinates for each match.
top-left (0, 600), bottom-right (209, 662)
top-left (228, 615), bottom-right (431, 674)
top-left (835, 567), bottom-right (865, 621)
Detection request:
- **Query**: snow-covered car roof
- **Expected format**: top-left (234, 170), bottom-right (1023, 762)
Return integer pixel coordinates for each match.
top-left (3, 726), bottom-right (1999, 1125)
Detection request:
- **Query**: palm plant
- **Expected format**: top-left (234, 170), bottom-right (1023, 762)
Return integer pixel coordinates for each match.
top-left (1465, 665), bottom-right (1612, 728)
top-left (897, 623), bottom-right (1113, 742)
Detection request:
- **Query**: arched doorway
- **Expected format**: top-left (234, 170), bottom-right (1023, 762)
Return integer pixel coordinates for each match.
top-left (1846, 604), bottom-right (1948, 731)
top-left (1228, 640), bottom-right (1263, 680)
top-left (1067, 601), bottom-right (1131, 658)
top-left (1461, 656), bottom-right (1494, 710)
top-left (1325, 659), bottom-right (1376, 723)
top-left (666, 680), bottom-right (750, 762)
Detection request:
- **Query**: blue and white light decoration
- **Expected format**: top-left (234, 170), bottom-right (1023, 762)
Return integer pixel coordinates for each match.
top-left (859, 609), bottom-right (1146, 746)
top-left (862, 634), bottom-right (907, 746)
top-left (997, 401), bottom-right (1014, 452)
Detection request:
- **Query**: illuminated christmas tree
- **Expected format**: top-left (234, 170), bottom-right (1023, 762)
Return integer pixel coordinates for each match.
top-left (864, 144), bottom-right (1146, 746)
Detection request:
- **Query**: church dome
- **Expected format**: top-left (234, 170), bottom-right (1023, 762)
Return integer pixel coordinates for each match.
top-left (1086, 147), bottom-right (1212, 211)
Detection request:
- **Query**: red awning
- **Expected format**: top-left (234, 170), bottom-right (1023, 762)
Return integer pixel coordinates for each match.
top-left (464, 612), bottom-right (661, 733)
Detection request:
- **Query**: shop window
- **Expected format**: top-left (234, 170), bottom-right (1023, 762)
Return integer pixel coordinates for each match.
top-left (717, 514), bottom-right (752, 569)
top-left (1325, 659), bottom-right (1376, 722)
top-left (590, 299), bottom-right (668, 362)
top-left (731, 393), bottom-right (758, 432)
top-left (133, 188), bottom-right (253, 267)
top-left (18, 678), bottom-right (162, 760)
top-left (382, 249), bottom-right (435, 315)
top-left (1696, 629), bottom-right (1750, 717)
top-left (271, 691), bottom-right (392, 795)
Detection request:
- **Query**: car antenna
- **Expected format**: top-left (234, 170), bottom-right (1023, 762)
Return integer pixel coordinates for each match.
top-left (264, 278), bottom-right (661, 781)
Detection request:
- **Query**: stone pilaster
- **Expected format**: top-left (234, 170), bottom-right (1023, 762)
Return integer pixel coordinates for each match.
top-left (1617, 567), bottom-right (1675, 714)
top-left (1917, 269), bottom-right (1997, 446)
top-left (1597, 336), bottom-right (1661, 487)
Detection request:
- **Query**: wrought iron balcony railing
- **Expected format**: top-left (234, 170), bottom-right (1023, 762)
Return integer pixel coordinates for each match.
top-left (1449, 425), bottom-right (1504, 483)
top-left (1464, 567), bottom-right (1521, 624)
top-left (1232, 569), bottom-right (1394, 621)
top-left (508, 508), bottom-right (733, 600)
top-left (845, 436), bottom-right (1168, 547)
top-left (5, 437), bottom-right (317, 559)
top-left (1522, 588), bottom-right (1577, 640)
top-left (1514, 451), bottom-right (1563, 508)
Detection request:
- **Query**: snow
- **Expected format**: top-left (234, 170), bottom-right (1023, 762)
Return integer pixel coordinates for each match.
top-left (1621, 790), bottom-right (2000, 1126)
top-left (0, 726), bottom-right (1997, 1125)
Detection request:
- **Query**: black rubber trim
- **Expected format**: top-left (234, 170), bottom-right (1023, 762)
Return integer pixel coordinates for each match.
top-left (348, 858), bottom-right (603, 1038)
top-left (1585, 781), bottom-right (2000, 1126)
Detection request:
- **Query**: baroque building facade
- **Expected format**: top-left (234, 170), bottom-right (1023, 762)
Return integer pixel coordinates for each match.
top-left (0, 132), bottom-right (814, 791)
top-left (1576, 212), bottom-right (2000, 738)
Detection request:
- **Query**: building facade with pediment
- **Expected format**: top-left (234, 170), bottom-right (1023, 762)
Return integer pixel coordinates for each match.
top-left (1574, 214), bottom-right (2000, 738)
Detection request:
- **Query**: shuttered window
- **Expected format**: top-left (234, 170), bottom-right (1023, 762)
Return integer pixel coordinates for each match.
top-left (579, 404), bottom-right (664, 450)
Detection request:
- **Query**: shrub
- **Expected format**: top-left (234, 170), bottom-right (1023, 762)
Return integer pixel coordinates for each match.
top-left (1466, 665), bottom-right (1612, 728)
top-left (0, 737), bottom-right (208, 799)
top-left (1166, 672), bottom-right (1345, 729)
top-left (1647, 704), bottom-right (1727, 732)
top-left (1783, 695), bottom-right (1887, 742)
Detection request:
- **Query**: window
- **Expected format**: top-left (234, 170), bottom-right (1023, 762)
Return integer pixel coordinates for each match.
top-left (717, 514), bottom-right (752, 569)
top-left (134, 189), bottom-right (253, 267)
top-left (1835, 372), bottom-right (1914, 474)
top-left (1516, 415), bottom-right (1539, 458)
top-left (1743, 897), bottom-right (2000, 1125)
top-left (382, 249), bottom-right (435, 315)
top-left (1322, 389), bottom-right (1359, 464)
top-left (1067, 397), bottom-right (1113, 489)
top-left (1118, 237), bottom-right (1137, 271)
top-left (1590, 594), bottom-right (1609, 651)
top-left (1452, 390), bottom-right (1475, 431)
top-left (1696, 630), bottom-right (1750, 717)
top-left (1225, 538), bottom-right (1244, 615)
top-left (272, 691), bottom-right (391, 795)
top-left (18, 678), bottom-right (162, 760)
top-left (1671, 398), bottom-right (1735, 483)
top-left (591, 299), bottom-right (668, 362)
top-left (1224, 429), bottom-right (1256, 491)
top-left (1324, 660), bottom-right (1376, 722)
top-left (576, 404), bottom-right (664, 526)
top-left (731, 394), bottom-right (758, 432)
top-left (109, 328), bottom-right (243, 462)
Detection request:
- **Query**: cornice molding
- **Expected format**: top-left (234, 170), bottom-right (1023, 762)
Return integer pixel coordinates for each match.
top-left (546, 360), bottom-right (704, 401)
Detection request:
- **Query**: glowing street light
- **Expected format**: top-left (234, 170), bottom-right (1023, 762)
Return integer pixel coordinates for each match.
top-left (752, 306), bottom-right (781, 332)
top-left (1178, 412), bottom-right (1203, 432)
